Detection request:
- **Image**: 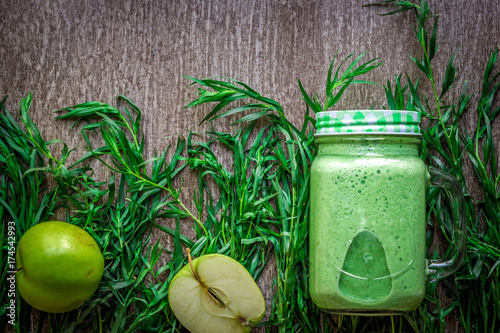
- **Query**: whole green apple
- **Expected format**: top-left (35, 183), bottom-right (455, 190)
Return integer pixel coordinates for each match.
top-left (16, 221), bottom-right (104, 313)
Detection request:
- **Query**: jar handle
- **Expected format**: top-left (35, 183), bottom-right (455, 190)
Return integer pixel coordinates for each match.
top-left (426, 166), bottom-right (467, 283)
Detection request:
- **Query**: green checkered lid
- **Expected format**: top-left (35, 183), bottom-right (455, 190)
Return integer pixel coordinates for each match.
top-left (315, 110), bottom-right (421, 136)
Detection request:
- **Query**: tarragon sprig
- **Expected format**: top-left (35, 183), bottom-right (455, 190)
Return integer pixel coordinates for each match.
top-left (54, 97), bottom-right (208, 235)
top-left (298, 51), bottom-right (383, 112)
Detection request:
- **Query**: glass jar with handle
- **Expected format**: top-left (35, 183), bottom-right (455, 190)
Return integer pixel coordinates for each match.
top-left (309, 110), bottom-right (466, 315)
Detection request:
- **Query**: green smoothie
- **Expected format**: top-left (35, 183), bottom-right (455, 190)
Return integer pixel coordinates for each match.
top-left (309, 136), bottom-right (428, 314)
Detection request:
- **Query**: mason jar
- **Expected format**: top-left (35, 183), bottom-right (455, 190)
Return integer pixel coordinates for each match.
top-left (309, 110), bottom-right (466, 315)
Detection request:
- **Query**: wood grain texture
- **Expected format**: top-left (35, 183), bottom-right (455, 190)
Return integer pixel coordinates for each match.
top-left (1, 0), bottom-right (499, 332)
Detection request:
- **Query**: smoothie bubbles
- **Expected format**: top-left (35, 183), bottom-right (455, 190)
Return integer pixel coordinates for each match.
top-left (309, 110), bottom-right (466, 315)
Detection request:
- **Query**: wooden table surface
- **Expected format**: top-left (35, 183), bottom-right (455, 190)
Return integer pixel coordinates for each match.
top-left (2, 0), bottom-right (499, 332)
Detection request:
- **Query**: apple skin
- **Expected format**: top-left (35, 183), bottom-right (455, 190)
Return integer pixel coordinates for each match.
top-left (168, 253), bottom-right (266, 333)
top-left (16, 221), bottom-right (104, 313)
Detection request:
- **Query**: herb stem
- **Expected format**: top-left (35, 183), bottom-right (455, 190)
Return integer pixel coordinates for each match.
top-left (420, 26), bottom-right (454, 160)
top-left (129, 170), bottom-right (208, 235)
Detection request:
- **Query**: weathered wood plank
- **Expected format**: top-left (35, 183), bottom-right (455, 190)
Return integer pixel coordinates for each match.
top-left (1, 0), bottom-right (499, 331)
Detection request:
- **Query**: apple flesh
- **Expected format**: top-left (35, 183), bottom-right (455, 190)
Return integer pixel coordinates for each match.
top-left (168, 249), bottom-right (266, 332)
top-left (16, 221), bottom-right (104, 313)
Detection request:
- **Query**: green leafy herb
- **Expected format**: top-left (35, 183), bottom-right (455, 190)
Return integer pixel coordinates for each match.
top-left (299, 51), bottom-right (383, 112)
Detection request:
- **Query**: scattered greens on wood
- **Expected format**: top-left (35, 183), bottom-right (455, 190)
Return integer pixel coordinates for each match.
top-left (1, 0), bottom-right (499, 332)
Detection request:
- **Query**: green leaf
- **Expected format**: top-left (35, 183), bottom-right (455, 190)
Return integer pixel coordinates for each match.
top-left (298, 79), bottom-right (322, 113)
top-left (429, 16), bottom-right (438, 61)
top-left (385, 79), bottom-right (397, 110)
top-left (440, 48), bottom-right (460, 99)
top-left (329, 78), bottom-right (354, 107)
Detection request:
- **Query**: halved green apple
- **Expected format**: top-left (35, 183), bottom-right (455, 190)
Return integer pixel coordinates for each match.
top-left (168, 249), bottom-right (266, 332)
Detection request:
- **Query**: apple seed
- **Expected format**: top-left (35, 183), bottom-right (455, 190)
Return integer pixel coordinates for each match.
top-left (186, 248), bottom-right (228, 308)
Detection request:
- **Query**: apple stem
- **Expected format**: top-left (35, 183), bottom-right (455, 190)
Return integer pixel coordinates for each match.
top-left (11, 267), bottom-right (23, 278)
top-left (186, 248), bottom-right (201, 283)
